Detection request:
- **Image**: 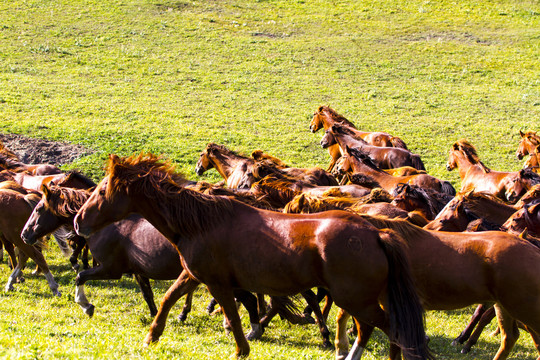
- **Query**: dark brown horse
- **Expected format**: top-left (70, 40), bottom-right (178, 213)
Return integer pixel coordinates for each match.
top-left (310, 105), bottom-right (408, 171)
top-left (335, 214), bottom-right (540, 360)
top-left (340, 146), bottom-right (456, 196)
top-left (74, 153), bottom-right (431, 359)
top-left (447, 139), bottom-right (540, 203)
top-left (391, 183), bottom-right (453, 221)
top-left (321, 123), bottom-right (425, 170)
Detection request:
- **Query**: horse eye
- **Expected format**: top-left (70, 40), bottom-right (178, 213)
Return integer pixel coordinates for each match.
top-left (99, 189), bottom-right (106, 196)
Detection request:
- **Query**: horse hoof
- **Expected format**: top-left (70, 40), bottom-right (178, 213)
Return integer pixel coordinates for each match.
top-left (53, 290), bottom-right (61, 297)
top-left (85, 304), bottom-right (95, 317)
top-left (246, 324), bottom-right (264, 341)
top-left (72, 264), bottom-right (80, 272)
top-left (4, 285), bottom-right (14, 292)
top-left (16, 276), bottom-right (25, 284)
top-left (461, 347), bottom-right (471, 354)
top-left (177, 313), bottom-right (187, 322)
top-left (322, 339), bottom-right (334, 349)
top-left (301, 314), bottom-right (316, 325)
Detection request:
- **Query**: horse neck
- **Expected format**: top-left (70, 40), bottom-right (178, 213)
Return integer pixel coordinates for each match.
top-left (452, 152), bottom-right (478, 179)
top-left (334, 132), bottom-right (365, 152)
top-left (210, 152), bottom-right (248, 180)
top-left (467, 196), bottom-right (516, 225)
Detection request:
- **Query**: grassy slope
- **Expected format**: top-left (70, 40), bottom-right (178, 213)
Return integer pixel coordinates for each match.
top-left (0, 0), bottom-right (539, 358)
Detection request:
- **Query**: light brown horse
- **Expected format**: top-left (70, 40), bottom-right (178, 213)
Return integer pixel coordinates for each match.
top-left (447, 139), bottom-right (540, 203)
top-left (74, 153), bottom-right (431, 360)
top-left (516, 130), bottom-right (540, 160)
top-left (335, 214), bottom-right (540, 360)
top-left (310, 105), bottom-right (408, 170)
top-left (339, 146), bottom-right (456, 196)
top-left (0, 153), bottom-right (62, 176)
top-left (321, 123), bottom-right (425, 170)
top-left (523, 144), bottom-right (540, 173)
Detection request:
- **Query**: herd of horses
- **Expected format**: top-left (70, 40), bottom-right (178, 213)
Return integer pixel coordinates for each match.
top-left (2, 106), bottom-right (540, 359)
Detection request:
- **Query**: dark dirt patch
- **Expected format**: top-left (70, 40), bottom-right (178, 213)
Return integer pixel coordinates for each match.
top-left (0, 133), bottom-right (94, 166)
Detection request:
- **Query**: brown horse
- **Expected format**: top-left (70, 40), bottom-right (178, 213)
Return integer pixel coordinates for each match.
top-left (391, 183), bottom-right (453, 221)
top-left (523, 144), bottom-right (540, 173)
top-left (447, 139), bottom-right (540, 203)
top-left (340, 146), bottom-right (456, 196)
top-left (74, 153), bottom-right (431, 359)
top-left (13, 169), bottom-right (95, 191)
top-left (245, 159), bottom-right (338, 187)
top-left (516, 130), bottom-right (540, 160)
top-left (0, 153), bottom-right (62, 175)
top-left (310, 105), bottom-right (408, 170)
top-left (335, 214), bottom-right (540, 360)
top-left (321, 123), bottom-right (425, 170)
top-left (0, 188), bottom-right (61, 295)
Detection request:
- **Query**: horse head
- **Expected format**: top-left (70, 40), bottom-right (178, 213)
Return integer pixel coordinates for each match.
top-left (309, 106), bottom-right (326, 133)
top-left (195, 143), bottom-right (217, 176)
top-left (320, 128), bottom-right (337, 148)
top-left (516, 130), bottom-right (540, 160)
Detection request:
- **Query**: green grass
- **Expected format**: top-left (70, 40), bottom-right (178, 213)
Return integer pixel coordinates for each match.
top-left (0, 0), bottom-right (539, 358)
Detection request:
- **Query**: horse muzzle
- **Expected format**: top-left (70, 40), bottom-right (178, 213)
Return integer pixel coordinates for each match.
top-left (516, 152), bottom-right (524, 160)
top-left (20, 229), bottom-right (37, 246)
top-left (195, 166), bottom-right (204, 176)
top-left (73, 215), bottom-right (91, 238)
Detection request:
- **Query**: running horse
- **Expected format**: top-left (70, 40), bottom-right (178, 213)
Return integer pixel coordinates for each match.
top-left (339, 146), bottom-right (456, 196)
top-left (447, 139), bottom-right (540, 203)
top-left (321, 123), bottom-right (425, 170)
top-left (74, 153), bottom-right (431, 359)
top-left (310, 105), bottom-right (408, 171)
top-left (335, 214), bottom-right (540, 360)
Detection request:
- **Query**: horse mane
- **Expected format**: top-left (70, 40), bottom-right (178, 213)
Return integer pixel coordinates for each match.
top-left (108, 153), bottom-right (234, 238)
top-left (250, 175), bottom-right (302, 208)
top-left (519, 168), bottom-right (540, 185)
top-left (516, 184), bottom-right (540, 208)
top-left (206, 142), bottom-right (249, 161)
top-left (331, 123), bottom-right (368, 143)
top-left (283, 193), bottom-right (351, 213)
top-left (453, 139), bottom-right (491, 173)
top-left (44, 185), bottom-right (92, 217)
top-left (0, 141), bottom-right (20, 161)
top-left (346, 147), bottom-right (386, 174)
top-left (191, 181), bottom-right (276, 210)
top-left (522, 130), bottom-right (540, 145)
top-left (54, 170), bottom-right (97, 188)
top-left (393, 184), bottom-right (452, 218)
top-left (0, 153), bottom-right (25, 171)
top-left (251, 150), bottom-right (289, 168)
top-left (358, 213), bottom-right (431, 241)
top-left (348, 173), bottom-right (382, 188)
top-left (318, 106), bottom-right (357, 128)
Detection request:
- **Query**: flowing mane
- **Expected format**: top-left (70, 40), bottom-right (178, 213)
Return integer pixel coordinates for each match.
top-left (453, 139), bottom-right (491, 173)
top-left (205, 142), bottom-right (249, 161)
top-left (54, 170), bottom-right (97, 188)
top-left (332, 123), bottom-right (366, 141)
top-left (318, 106), bottom-right (357, 128)
top-left (107, 153), bottom-right (234, 238)
top-left (346, 147), bottom-right (386, 174)
top-left (44, 185), bottom-right (92, 217)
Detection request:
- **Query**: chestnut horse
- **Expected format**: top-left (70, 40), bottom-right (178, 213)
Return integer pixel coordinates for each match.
top-left (0, 153), bottom-right (62, 176)
top-left (335, 214), bottom-right (540, 360)
top-left (0, 188), bottom-right (62, 295)
top-left (339, 146), bottom-right (456, 196)
top-left (391, 183), bottom-right (453, 221)
top-left (447, 139), bottom-right (540, 203)
top-left (516, 130), bottom-right (540, 160)
top-left (74, 153), bottom-right (431, 359)
top-left (321, 123), bottom-right (425, 170)
top-left (523, 144), bottom-right (540, 173)
top-left (310, 105), bottom-right (408, 170)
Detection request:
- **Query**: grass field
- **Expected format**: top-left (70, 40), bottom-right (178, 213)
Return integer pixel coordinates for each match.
top-left (0, 0), bottom-right (539, 358)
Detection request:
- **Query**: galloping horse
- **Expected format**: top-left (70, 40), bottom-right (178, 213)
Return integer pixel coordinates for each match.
top-left (74, 153), bottom-right (431, 359)
top-left (335, 214), bottom-right (540, 360)
top-left (447, 139), bottom-right (540, 202)
top-left (339, 146), bottom-right (456, 196)
top-left (321, 124), bottom-right (425, 170)
top-left (310, 105), bottom-right (408, 170)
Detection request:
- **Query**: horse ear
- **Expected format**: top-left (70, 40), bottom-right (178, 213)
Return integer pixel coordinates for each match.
top-left (109, 154), bottom-right (120, 164)
top-left (520, 130), bottom-right (525, 138)
top-left (41, 184), bottom-right (50, 199)
top-left (519, 228), bottom-right (528, 240)
top-left (453, 142), bottom-right (460, 150)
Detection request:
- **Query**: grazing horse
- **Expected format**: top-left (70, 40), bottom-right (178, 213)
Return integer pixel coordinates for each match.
top-left (309, 105), bottom-right (408, 171)
top-left (0, 153), bottom-right (62, 176)
top-left (321, 124), bottom-right (425, 170)
top-left (391, 183), bottom-right (453, 221)
top-left (335, 214), bottom-right (540, 360)
top-left (74, 153), bottom-right (431, 360)
top-left (516, 130), bottom-right (540, 160)
top-left (446, 139), bottom-right (540, 203)
top-left (339, 146), bottom-right (456, 196)
top-left (0, 189), bottom-right (61, 295)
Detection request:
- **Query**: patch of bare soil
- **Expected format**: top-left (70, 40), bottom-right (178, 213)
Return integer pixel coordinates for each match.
top-left (0, 133), bottom-right (94, 165)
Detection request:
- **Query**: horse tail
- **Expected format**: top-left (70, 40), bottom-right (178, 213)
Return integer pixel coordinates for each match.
top-left (377, 229), bottom-right (433, 360)
top-left (410, 155), bottom-right (426, 171)
top-left (390, 136), bottom-right (409, 150)
top-left (52, 225), bottom-right (75, 257)
top-left (268, 295), bottom-right (306, 324)
top-left (441, 181), bottom-right (456, 196)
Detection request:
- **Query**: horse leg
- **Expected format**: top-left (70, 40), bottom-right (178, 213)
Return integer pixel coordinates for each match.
top-left (74, 265), bottom-right (124, 316)
top-left (206, 284), bottom-right (250, 358)
top-left (133, 274), bottom-right (157, 316)
top-left (335, 308), bottom-right (352, 360)
top-left (178, 289), bottom-right (193, 322)
top-left (233, 289), bottom-right (263, 341)
top-left (259, 300), bottom-right (279, 329)
top-left (461, 305), bottom-right (496, 354)
top-left (5, 251), bottom-right (28, 292)
top-left (81, 244), bottom-right (90, 270)
top-left (452, 304), bottom-right (487, 346)
top-left (144, 270), bottom-right (200, 346)
top-left (523, 325), bottom-right (540, 355)
top-left (1, 238), bottom-right (17, 271)
top-left (206, 298), bottom-right (219, 314)
top-left (493, 304), bottom-right (520, 360)
top-left (257, 293), bottom-right (267, 318)
top-left (302, 289), bottom-right (332, 348)
top-left (322, 292), bottom-right (334, 322)
top-left (69, 237), bottom-right (86, 271)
